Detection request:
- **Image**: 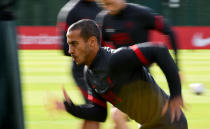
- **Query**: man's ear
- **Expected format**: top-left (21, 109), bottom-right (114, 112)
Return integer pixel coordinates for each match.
top-left (88, 36), bottom-right (97, 47)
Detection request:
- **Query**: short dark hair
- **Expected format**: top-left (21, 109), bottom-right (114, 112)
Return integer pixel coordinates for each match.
top-left (68, 19), bottom-right (101, 44)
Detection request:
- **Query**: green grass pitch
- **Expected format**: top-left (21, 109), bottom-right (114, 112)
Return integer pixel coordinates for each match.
top-left (19, 50), bottom-right (210, 129)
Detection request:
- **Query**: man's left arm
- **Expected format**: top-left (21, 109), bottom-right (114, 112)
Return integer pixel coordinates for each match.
top-left (129, 43), bottom-right (184, 122)
top-left (110, 43), bottom-right (181, 97)
top-left (129, 43), bottom-right (181, 98)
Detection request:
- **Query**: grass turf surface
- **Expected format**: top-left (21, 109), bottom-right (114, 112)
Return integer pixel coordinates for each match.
top-left (19, 50), bottom-right (210, 129)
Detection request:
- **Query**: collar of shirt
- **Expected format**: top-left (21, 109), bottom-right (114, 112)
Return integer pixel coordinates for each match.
top-left (89, 47), bottom-right (102, 70)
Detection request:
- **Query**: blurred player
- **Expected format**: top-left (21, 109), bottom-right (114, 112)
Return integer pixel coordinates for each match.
top-left (56, 19), bottom-right (188, 129)
top-left (96, 0), bottom-right (178, 63)
top-left (57, 0), bottom-right (101, 129)
top-left (95, 0), bottom-right (180, 128)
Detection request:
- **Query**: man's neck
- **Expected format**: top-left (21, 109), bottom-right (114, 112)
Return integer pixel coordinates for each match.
top-left (86, 46), bottom-right (99, 68)
top-left (120, 2), bottom-right (126, 10)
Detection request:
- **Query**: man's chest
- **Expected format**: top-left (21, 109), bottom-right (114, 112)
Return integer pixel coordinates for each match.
top-left (87, 68), bottom-right (124, 105)
top-left (87, 68), bottom-right (113, 94)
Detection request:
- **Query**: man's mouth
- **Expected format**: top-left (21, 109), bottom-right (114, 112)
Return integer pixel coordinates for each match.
top-left (71, 55), bottom-right (77, 61)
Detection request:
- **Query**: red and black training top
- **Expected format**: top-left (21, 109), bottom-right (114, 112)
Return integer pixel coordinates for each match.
top-left (64, 43), bottom-right (183, 127)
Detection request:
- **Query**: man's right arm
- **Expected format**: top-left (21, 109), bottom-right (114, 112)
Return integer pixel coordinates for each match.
top-left (62, 69), bottom-right (108, 122)
top-left (64, 101), bottom-right (107, 122)
top-left (62, 85), bottom-right (107, 122)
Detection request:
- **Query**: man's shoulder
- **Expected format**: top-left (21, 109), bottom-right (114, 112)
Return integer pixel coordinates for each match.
top-left (101, 47), bottom-right (115, 57)
top-left (100, 47), bottom-right (120, 65)
top-left (101, 46), bottom-right (126, 54)
top-left (106, 47), bottom-right (131, 63)
top-left (126, 3), bottom-right (154, 15)
top-left (100, 47), bottom-right (136, 67)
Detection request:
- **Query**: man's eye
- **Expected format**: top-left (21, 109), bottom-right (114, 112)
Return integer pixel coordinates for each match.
top-left (69, 41), bottom-right (78, 46)
top-left (72, 43), bottom-right (77, 46)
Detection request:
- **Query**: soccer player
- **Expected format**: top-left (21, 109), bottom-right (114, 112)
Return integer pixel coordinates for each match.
top-left (56, 0), bottom-right (101, 129)
top-left (96, 0), bottom-right (178, 64)
top-left (95, 0), bottom-right (180, 128)
top-left (56, 19), bottom-right (188, 129)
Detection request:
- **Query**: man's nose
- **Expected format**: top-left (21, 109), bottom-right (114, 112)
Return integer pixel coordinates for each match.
top-left (68, 45), bottom-right (74, 55)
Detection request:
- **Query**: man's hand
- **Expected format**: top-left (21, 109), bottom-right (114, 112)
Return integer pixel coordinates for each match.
top-left (62, 87), bottom-right (72, 104)
top-left (43, 92), bottom-right (65, 115)
top-left (161, 96), bottom-right (185, 123)
top-left (54, 100), bottom-right (65, 110)
top-left (54, 86), bottom-right (72, 111)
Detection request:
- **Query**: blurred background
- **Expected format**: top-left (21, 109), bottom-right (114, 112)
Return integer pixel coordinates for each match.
top-left (1, 0), bottom-right (210, 129)
top-left (17, 0), bottom-right (210, 26)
